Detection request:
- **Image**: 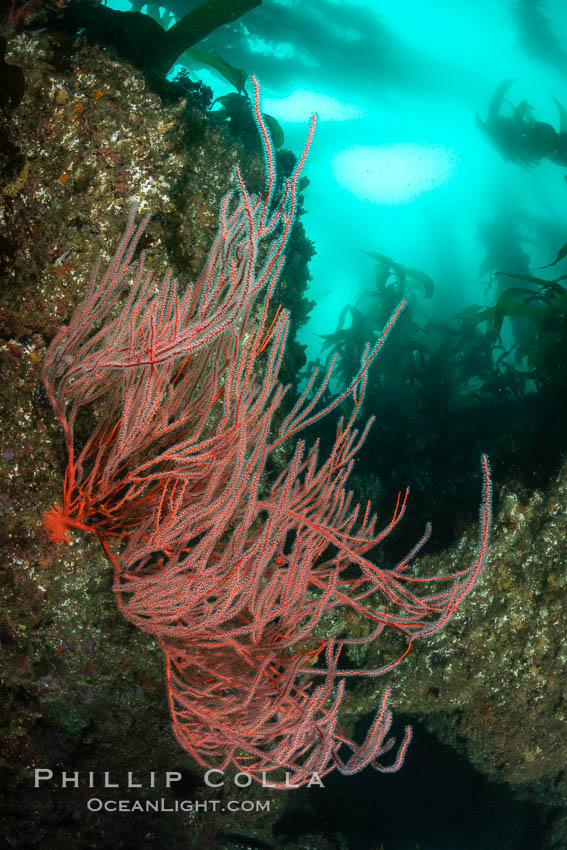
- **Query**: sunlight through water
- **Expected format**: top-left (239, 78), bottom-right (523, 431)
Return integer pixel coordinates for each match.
top-left (332, 143), bottom-right (460, 204)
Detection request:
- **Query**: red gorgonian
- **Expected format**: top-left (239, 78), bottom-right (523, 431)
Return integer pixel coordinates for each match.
top-left (42, 78), bottom-right (492, 787)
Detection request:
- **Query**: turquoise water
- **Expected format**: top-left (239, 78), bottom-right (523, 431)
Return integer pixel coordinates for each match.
top-left (23, 2), bottom-right (565, 847)
top-left (106, 0), bottom-right (567, 367)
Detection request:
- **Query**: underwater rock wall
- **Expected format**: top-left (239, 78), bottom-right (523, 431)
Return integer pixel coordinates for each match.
top-left (0, 17), bottom-right (565, 850)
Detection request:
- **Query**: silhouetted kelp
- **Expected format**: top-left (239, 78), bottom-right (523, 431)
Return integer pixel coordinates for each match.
top-left (478, 79), bottom-right (567, 167)
top-left (53, 0), bottom-right (260, 80)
